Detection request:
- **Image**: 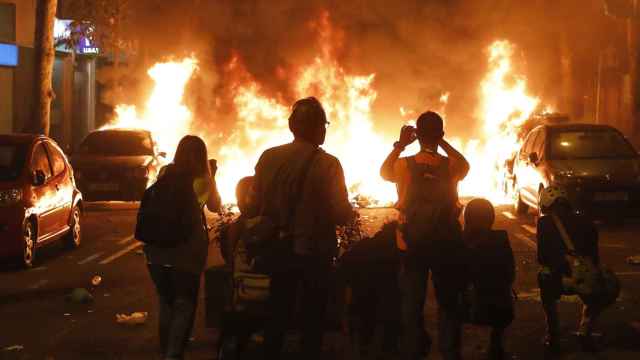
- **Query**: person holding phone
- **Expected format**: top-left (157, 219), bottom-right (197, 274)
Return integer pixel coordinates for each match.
top-left (380, 111), bottom-right (469, 360)
top-left (144, 136), bottom-right (221, 360)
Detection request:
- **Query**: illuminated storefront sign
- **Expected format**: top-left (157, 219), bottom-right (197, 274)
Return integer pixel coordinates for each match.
top-left (54, 18), bottom-right (100, 55)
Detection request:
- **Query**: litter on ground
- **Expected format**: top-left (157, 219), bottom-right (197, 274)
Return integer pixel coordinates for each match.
top-left (116, 312), bottom-right (148, 325)
top-left (3, 345), bottom-right (24, 351)
top-left (66, 288), bottom-right (94, 304)
top-left (626, 255), bottom-right (640, 265)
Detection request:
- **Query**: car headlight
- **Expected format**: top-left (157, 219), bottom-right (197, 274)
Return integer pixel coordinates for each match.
top-left (0, 189), bottom-right (23, 207)
top-left (132, 167), bottom-right (149, 178)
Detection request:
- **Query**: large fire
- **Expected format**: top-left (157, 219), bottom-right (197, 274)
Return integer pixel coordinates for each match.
top-left (103, 21), bottom-right (543, 206)
top-left (101, 57), bottom-right (198, 159)
top-left (456, 40), bottom-right (540, 203)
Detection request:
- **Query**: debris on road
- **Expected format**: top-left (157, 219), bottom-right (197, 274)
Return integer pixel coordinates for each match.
top-left (3, 345), bottom-right (24, 351)
top-left (116, 312), bottom-right (148, 325)
top-left (516, 288), bottom-right (540, 302)
top-left (66, 288), bottom-right (94, 304)
top-left (626, 255), bottom-right (640, 265)
top-left (91, 275), bottom-right (102, 286)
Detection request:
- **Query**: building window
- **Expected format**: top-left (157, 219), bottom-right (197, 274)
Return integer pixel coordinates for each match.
top-left (0, 3), bottom-right (16, 43)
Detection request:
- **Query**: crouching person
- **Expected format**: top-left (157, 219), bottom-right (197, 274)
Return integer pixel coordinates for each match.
top-left (462, 198), bottom-right (515, 360)
top-left (537, 186), bottom-right (619, 353)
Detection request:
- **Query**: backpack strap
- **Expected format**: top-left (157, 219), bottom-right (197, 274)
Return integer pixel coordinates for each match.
top-left (551, 214), bottom-right (576, 254)
top-left (405, 155), bottom-right (421, 180)
top-left (287, 148), bottom-right (320, 231)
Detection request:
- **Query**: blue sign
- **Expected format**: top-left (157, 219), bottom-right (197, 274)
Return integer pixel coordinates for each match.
top-left (0, 43), bottom-right (18, 67)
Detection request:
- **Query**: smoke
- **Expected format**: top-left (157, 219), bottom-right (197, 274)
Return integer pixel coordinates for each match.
top-left (102, 0), bottom-right (614, 141)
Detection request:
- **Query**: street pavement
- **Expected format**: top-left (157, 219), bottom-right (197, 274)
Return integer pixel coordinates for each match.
top-left (1, 202), bottom-right (640, 359)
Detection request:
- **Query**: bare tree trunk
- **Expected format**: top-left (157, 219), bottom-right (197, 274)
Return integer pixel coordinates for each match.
top-left (30, 0), bottom-right (58, 136)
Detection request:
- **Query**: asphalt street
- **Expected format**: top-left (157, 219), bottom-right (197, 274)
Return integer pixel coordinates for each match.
top-left (1, 203), bottom-right (640, 359)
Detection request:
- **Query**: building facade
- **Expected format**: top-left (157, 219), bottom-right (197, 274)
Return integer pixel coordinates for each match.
top-left (0, 0), bottom-right (96, 152)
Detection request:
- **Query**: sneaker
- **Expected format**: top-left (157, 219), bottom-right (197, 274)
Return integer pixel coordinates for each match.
top-left (543, 335), bottom-right (560, 353)
top-left (419, 334), bottom-right (432, 358)
top-left (577, 334), bottom-right (598, 353)
top-left (488, 344), bottom-right (506, 360)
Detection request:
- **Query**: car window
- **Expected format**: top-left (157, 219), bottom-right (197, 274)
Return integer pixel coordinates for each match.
top-left (549, 129), bottom-right (638, 160)
top-left (0, 144), bottom-right (28, 181)
top-left (531, 129), bottom-right (546, 157)
top-left (45, 142), bottom-right (66, 176)
top-left (78, 130), bottom-right (154, 156)
top-left (521, 130), bottom-right (539, 157)
top-left (31, 143), bottom-right (53, 180)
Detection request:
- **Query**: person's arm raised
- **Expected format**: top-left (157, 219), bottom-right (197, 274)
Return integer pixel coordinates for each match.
top-left (381, 125), bottom-right (416, 181)
top-left (438, 138), bottom-right (470, 180)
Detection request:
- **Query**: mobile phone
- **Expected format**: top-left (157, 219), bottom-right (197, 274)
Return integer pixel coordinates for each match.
top-left (208, 159), bottom-right (218, 175)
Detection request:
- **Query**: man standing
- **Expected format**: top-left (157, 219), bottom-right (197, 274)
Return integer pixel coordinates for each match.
top-left (381, 111), bottom-right (469, 360)
top-left (252, 97), bottom-right (354, 360)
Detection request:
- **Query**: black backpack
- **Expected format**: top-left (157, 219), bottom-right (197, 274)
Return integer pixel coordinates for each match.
top-left (135, 167), bottom-right (200, 248)
top-left (403, 155), bottom-right (459, 252)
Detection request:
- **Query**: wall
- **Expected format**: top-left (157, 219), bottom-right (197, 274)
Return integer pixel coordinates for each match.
top-left (7, 0), bottom-right (35, 47)
top-left (0, 1), bottom-right (16, 134)
top-left (12, 45), bottom-right (34, 133)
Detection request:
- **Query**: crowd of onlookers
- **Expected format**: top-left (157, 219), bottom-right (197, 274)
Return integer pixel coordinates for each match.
top-left (136, 97), bottom-right (620, 360)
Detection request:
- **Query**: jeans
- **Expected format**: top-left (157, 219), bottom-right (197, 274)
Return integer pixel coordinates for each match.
top-left (264, 255), bottom-right (332, 360)
top-left (350, 270), bottom-right (401, 356)
top-left (147, 264), bottom-right (201, 360)
top-left (400, 256), bottom-right (463, 360)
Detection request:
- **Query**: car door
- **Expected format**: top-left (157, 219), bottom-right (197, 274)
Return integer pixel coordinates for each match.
top-left (29, 142), bottom-right (58, 240)
top-left (44, 141), bottom-right (73, 233)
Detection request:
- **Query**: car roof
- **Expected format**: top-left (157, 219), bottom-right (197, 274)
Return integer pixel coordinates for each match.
top-left (0, 133), bottom-right (47, 146)
top-left (89, 128), bottom-right (151, 136)
top-left (543, 123), bottom-right (621, 132)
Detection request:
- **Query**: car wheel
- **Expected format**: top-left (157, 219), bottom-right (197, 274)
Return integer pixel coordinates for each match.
top-left (65, 206), bottom-right (82, 249)
top-left (22, 221), bottom-right (36, 268)
top-left (515, 190), bottom-right (529, 215)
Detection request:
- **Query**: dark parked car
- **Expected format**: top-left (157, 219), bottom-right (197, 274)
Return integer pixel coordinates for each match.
top-left (510, 123), bottom-right (640, 218)
top-left (0, 134), bottom-right (83, 268)
top-left (71, 129), bottom-right (166, 201)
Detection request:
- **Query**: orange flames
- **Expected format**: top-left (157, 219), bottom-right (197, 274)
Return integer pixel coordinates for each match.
top-left (101, 57), bottom-right (198, 159)
top-left (104, 21), bottom-right (544, 207)
top-left (456, 40), bottom-right (540, 204)
top-left (216, 14), bottom-right (396, 205)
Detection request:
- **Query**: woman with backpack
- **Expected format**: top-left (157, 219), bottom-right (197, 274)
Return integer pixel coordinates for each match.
top-left (143, 135), bottom-right (221, 360)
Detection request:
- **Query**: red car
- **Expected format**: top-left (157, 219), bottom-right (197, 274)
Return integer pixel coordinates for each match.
top-left (0, 134), bottom-right (83, 268)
